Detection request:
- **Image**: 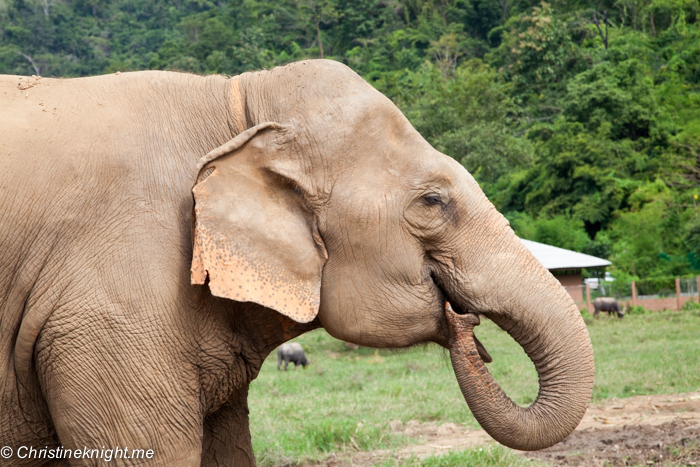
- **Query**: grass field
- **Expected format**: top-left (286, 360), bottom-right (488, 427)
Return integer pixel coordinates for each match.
top-left (372, 447), bottom-right (539, 466)
top-left (248, 309), bottom-right (700, 466)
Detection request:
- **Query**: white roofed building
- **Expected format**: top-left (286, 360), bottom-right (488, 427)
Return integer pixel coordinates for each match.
top-left (521, 239), bottom-right (611, 308)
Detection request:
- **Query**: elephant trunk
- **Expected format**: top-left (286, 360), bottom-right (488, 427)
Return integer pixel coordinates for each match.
top-left (445, 240), bottom-right (595, 451)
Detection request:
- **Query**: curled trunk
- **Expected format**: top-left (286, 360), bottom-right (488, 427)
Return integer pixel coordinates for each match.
top-left (446, 302), bottom-right (594, 451)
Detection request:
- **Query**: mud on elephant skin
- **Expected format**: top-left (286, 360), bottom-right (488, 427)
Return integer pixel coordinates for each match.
top-left (0, 60), bottom-right (594, 466)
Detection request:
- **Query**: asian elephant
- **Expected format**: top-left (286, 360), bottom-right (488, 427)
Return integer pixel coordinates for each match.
top-left (0, 60), bottom-right (594, 466)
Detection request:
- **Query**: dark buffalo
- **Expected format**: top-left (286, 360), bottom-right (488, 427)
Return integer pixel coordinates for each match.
top-left (593, 297), bottom-right (624, 319)
top-left (277, 343), bottom-right (309, 370)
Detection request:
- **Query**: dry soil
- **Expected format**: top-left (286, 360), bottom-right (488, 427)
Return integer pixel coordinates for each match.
top-left (300, 390), bottom-right (700, 466)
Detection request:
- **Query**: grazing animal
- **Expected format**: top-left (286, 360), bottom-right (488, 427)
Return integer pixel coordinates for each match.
top-left (593, 297), bottom-right (624, 319)
top-left (278, 343), bottom-right (308, 370)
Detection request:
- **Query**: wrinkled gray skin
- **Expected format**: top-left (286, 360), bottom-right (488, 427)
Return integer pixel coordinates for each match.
top-left (0, 60), bottom-right (594, 466)
top-left (593, 297), bottom-right (624, 319)
top-left (277, 343), bottom-right (308, 370)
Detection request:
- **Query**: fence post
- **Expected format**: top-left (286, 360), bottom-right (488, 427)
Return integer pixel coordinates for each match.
top-left (631, 281), bottom-right (637, 307)
top-left (585, 283), bottom-right (592, 314)
top-left (676, 277), bottom-right (681, 310)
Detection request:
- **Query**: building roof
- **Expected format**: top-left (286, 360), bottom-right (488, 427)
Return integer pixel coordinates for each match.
top-left (521, 239), bottom-right (611, 271)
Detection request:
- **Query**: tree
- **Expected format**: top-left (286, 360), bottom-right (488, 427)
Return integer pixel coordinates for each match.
top-left (383, 60), bottom-right (533, 183)
top-left (15, 51), bottom-right (40, 75)
top-left (299, 0), bottom-right (341, 58)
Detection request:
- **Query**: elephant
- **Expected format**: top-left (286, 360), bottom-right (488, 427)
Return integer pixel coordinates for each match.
top-left (277, 343), bottom-right (308, 370)
top-left (0, 60), bottom-right (594, 466)
top-left (593, 297), bottom-right (624, 319)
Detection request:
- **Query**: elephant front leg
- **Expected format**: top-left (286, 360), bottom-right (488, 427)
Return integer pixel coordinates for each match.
top-left (202, 387), bottom-right (256, 467)
top-left (38, 368), bottom-right (204, 466)
top-left (36, 320), bottom-right (205, 466)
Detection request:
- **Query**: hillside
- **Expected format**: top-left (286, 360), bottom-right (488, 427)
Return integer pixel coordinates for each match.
top-left (2, 0), bottom-right (700, 280)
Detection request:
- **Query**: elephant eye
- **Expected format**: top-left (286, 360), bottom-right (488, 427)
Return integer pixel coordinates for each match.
top-left (423, 194), bottom-right (444, 206)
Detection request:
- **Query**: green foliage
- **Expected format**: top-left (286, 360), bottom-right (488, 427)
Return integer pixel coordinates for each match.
top-left (488, 2), bottom-right (590, 109)
top-left (508, 211), bottom-right (591, 251)
top-left (682, 297), bottom-right (700, 310)
top-left (562, 59), bottom-right (657, 140)
top-left (2, 0), bottom-right (700, 279)
top-left (627, 304), bottom-right (651, 314)
top-left (378, 60), bottom-right (534, 182)
top-left (496, 120), bottom-right (644, 235)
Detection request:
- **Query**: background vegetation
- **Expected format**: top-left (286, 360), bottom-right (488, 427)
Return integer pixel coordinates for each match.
top-left (249, 309), bottom-right (700, 465)
top-left (2, 0), bottom-right (700, 281)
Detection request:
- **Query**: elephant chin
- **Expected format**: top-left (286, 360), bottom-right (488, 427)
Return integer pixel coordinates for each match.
top-left (445, 302), bottom-right (589, 451)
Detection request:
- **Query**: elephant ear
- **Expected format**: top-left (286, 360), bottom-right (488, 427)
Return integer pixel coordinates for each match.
top-left (191, 122), bottom-right (327, 323)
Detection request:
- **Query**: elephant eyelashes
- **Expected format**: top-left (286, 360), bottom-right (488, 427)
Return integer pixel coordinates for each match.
top-left (423, 194), bottom-right (444, 207)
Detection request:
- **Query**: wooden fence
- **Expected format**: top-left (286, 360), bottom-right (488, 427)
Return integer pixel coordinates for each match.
top-left (565, 277), bottom-right (700, 313)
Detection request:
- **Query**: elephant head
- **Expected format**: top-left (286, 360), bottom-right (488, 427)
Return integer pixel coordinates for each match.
top-left (190, 60), bottom-right (594, 451)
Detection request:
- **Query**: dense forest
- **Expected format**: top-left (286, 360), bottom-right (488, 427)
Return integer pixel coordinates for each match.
top-left (2, 0), bottom-right (700, 283)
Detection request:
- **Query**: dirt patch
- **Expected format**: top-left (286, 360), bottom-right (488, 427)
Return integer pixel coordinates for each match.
top-left (387, 420), bottom-right (491, 457)
top-left (577, 391), bottom-right (700, 431)
top-left (527, 420), bottom-right (699, 466)
top-left (527, 391), bottom-right (700, 466)
top-left (297, 420), bottom-right (490, 467)
top-left (299, 391), bottom-right (700, 466)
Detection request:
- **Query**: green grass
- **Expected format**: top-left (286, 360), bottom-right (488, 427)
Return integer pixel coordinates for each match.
top-left (249, 309), bottom-right (700, 466)
top-left (585, 308), bottom-right (700, 400)
top-left (374, 446), bottom-right (540, 466)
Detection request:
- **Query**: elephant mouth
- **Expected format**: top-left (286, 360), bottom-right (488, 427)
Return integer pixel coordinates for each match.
top-left (444, 301), bottom-right (493, 364)
top-left (445, 300), bottom-right (468, 315)
top-left (430, 272), bottom-right (468, 314)
top-left (429, 273), bottom-right (492, 363)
